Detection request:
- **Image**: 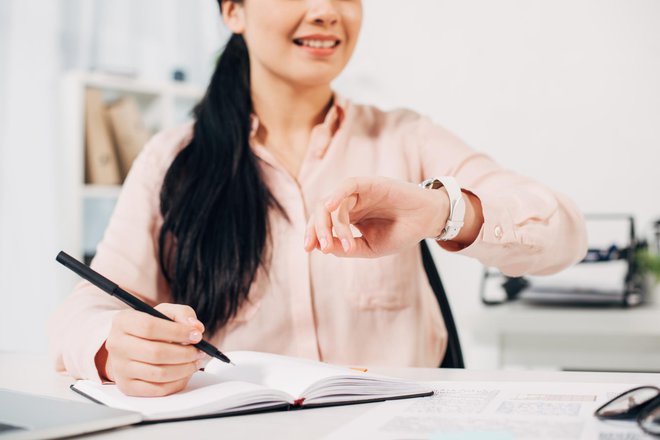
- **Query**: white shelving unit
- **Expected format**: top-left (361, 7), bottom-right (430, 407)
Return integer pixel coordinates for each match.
top-left (61, 71), bottom-right (203, 262)
top-left (470, 289), bottom-right (660, 372)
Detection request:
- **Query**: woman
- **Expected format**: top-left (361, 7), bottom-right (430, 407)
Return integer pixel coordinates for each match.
top-left (49, 0), bottom-right (587, 397)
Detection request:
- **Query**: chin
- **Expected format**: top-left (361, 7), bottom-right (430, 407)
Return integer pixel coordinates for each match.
top-left (289, 68), bottom-right (343, 89)
top-left (293, 76), bottom-right (337, 89)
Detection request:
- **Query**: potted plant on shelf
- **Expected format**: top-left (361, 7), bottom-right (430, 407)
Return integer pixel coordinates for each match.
top-left (638, 249), bottom-right (660, 282)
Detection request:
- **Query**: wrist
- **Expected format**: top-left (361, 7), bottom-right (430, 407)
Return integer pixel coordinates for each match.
top-left (426, 187), bottom-right (450, 239)
top-left (95, 341), bottom-right (113, 383)
top-left (440, 190), bottom-right (484, 250)
top-left (419, 177), bottom-right (465, 241)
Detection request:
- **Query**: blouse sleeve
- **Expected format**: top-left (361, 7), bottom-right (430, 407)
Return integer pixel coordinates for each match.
top-left (47, 125), bottom-right (191, 381)
top-left (412, 115), bottom-right (587, 276)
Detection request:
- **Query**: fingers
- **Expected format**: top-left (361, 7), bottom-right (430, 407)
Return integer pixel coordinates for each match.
top-left (115, 307), bottom-right (204, 345)
top-left (324, 177), bottom-right (366, 212)
top-left (306, 196), bottom-right (335, 253)
top-left (303, 219), bottom-right (319, 252)
top-left (105, 304), bottom-right (212, 397)
top-left (304, 177), bottom-right (376, 255)
top-left (305, 192), bottom-right (358, 255)
top-left (107, 333), bottom-right (204, 365)
top-left (122, 359), bottom-right (202, 384)
top-left (338, 236), bottom-right (373, 258)
top-left (330, 196), bottom-right (356, 253)
top-left (117, 376), bottom-right (192, 397)
top-left (155, 303), bottom-right (205, 333)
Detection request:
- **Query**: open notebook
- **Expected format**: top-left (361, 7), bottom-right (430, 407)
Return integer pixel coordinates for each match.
top-left (71, 351), bottom-right (434, 422)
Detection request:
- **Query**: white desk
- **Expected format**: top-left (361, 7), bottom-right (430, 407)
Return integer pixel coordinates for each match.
top-left (2, 352), bottom-right (660, 439)
top-left (471, 298), bottom-right (660, 371)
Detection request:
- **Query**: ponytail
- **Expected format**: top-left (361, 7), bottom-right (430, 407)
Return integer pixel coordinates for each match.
top-left (158, 28), bottom-right (282, 336)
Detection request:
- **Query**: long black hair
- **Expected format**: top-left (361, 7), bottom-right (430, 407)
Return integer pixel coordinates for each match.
top-left (158, 0), bottom-right (282, 336)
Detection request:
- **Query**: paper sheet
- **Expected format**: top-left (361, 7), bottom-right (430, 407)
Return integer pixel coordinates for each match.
top-left (324, 381), bottom-right (652, 440)
top-left (205, 351), bottom-right (424, 399)
top-left (205, 351), bottom-right (363, 397)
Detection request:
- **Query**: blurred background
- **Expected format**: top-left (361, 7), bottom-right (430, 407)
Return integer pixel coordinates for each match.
top-left (1, 0), bottom-right (659, 372)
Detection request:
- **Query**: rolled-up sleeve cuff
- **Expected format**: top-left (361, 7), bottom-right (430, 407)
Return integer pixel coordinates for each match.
top-left (439, 189), bottom-right (540, 275)
top-left (62, 310), bottom-right (118, 382)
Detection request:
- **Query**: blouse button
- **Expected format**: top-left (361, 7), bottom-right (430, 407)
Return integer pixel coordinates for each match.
top-left (494, 225), bottom-right (503, 239)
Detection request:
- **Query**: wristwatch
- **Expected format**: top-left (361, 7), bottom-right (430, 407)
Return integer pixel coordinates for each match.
top-left (419, 176), bottom-right (466, 241)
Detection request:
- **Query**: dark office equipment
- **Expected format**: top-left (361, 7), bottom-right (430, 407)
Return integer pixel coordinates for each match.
top-left (480, 214), bottom-right (647, 307)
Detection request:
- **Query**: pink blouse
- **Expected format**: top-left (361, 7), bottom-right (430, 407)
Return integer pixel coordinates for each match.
top-left (49, 96), bottom-right (587, 381)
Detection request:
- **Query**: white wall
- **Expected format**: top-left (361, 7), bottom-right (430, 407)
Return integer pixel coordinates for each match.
top-left (1, 0), bottom-right (658, 361)
top-left (59, 0), bottom-right (223, 82)
top-left (0, 0), bottom-right (225, 353)
top-left (0, 0), bottom-right (63, 354)
top-left (334, 0), bottom-right (660, 367)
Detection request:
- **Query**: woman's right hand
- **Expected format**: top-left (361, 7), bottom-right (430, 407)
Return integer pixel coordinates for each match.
top-left (96, 303), bottom-right (208, 397)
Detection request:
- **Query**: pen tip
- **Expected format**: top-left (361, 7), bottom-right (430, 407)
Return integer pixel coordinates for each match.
top-left (229, 361), bottom-right (236, 366)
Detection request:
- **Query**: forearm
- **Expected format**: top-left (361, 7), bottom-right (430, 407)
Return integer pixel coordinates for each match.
top-left (414, 115), bottom-right (586, 275)
top-left (421, 175), bottom-right (586, 275)
top-left (457, 189), bottom-right (587, 276)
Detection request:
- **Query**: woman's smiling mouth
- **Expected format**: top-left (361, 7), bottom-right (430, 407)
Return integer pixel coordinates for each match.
top-left (293, 38), bottom-right (341, 49)
top-left (293, 35), bottom-right (341, 56)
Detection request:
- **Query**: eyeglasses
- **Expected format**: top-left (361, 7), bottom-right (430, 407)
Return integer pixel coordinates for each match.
top-left (594, 386), bottom-right (660, 436)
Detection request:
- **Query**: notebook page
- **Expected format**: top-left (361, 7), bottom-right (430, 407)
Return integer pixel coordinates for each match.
top-left (73, 371), bottom-right (292, 420)
top-left (205, 351), bottom-right (372, 398)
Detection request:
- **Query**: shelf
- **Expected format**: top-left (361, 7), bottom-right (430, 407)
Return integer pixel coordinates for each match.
top-left (69, 70), bottom-right (204, 99)
top-left (474, 300), bottom-right (660, 336)
top-left (63, 70), bottom-right (202, 262)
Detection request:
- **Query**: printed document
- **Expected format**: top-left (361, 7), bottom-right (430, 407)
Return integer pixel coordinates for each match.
top-left (325, 381), bottom-right (650, 439)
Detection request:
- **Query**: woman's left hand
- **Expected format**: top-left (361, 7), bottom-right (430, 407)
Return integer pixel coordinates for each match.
top-left (304, 176), bottom-right (450, 258)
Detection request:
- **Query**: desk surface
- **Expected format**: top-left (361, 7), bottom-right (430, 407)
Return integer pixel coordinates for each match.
top-left (2, 352), bottom-right (660, 439)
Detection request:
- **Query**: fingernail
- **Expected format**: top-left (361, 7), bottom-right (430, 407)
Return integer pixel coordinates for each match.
top-left (189, 331), bottom-right (201, 342)
top-left (187, 317), bottom-right (201, 326)
top-left (341, 239), bottom-right (350, 252)
top-left (196, 350), bottom-right (206, 360)
top-left (320, 237), bottom-right (328, 250)
top-left (304, 235), bottom-right (311, 248)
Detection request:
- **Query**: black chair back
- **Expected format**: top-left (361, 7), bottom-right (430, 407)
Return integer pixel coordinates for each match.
top-left (420, 240), bottom-right (465, 368)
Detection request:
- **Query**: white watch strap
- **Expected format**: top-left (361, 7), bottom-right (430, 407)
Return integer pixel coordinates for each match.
top-left (420, 176), bottom-right (466, 241)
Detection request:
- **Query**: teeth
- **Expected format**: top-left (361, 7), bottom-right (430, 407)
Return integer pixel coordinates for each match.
top-left (297, 39), bottom-right (337, 49)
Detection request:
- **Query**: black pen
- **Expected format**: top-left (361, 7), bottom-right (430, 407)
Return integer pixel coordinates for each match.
top-left (56, 251), bottom-right (234, 366)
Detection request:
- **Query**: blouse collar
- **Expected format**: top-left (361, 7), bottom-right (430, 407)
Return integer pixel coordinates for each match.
top-left (249, 93), bottom-right (347, 160)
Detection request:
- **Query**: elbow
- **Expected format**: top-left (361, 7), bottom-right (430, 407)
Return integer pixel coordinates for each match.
top-left (526, 197), bottom-right (588, 276)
